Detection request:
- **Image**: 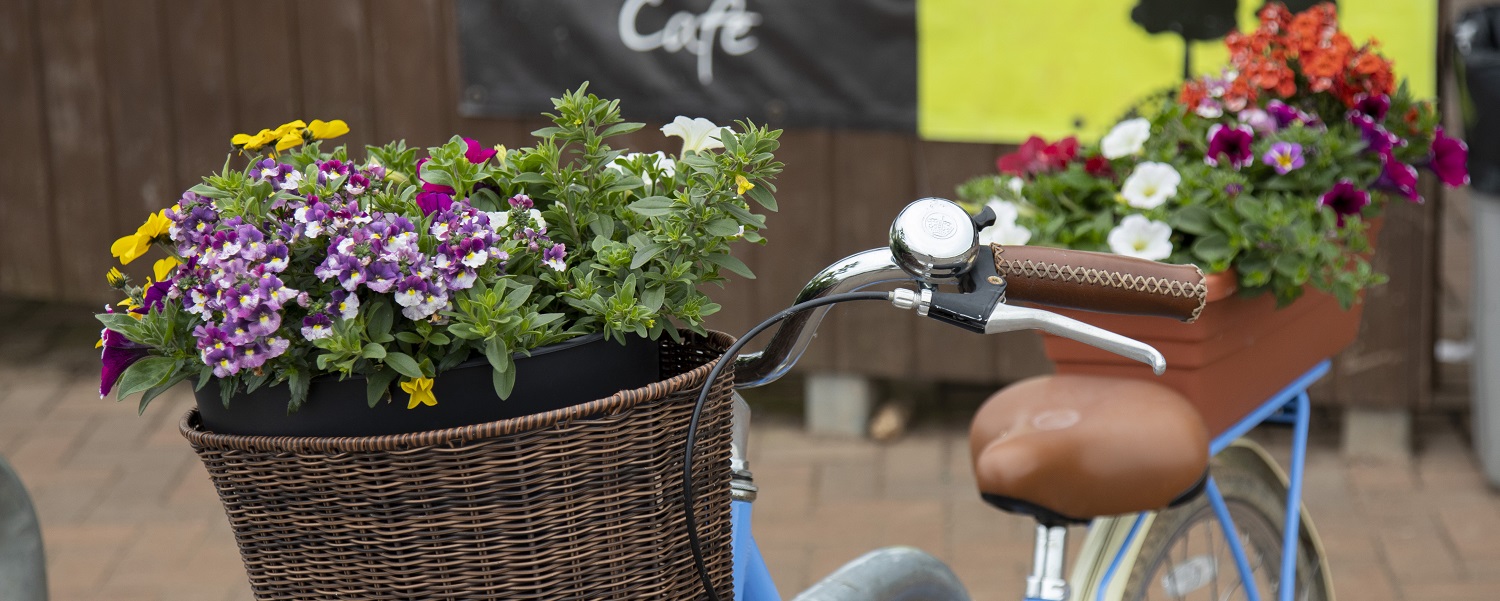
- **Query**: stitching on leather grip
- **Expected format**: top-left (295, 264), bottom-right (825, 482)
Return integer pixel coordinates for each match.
top-left (993, 245), bottom-right (1209, 323)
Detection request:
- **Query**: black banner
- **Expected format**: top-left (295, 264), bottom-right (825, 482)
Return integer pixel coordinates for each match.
top-left (456, 0), bottom-right (916, 130)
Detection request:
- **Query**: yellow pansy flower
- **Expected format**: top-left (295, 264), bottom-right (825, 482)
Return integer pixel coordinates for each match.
top-left (273, 120), bottom-right (307, 137)
top-left (152, 257), bottom-right (179, 282)
top-left (110, 209), bottom-right (171, 265)
top-left (735, 174), bottom-right (755, 195)
top-left (308, 119), bottom-right (350, 139)
top-left (401, 377), bottom-right (437, 409)
top-left (231, 128), bottom-right (277, 151)
top-left (275, 132), bottom-right (304, 152)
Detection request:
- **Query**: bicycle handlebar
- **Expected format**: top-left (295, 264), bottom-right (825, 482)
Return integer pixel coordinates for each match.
top-left (993, 245), bottom-right (1207, 323)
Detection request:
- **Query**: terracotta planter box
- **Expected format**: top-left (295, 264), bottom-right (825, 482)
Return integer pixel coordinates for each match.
top-left (1039, 272), bottom-right (1363, 436)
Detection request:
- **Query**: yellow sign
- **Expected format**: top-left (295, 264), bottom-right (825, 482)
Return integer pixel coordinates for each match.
top-left (918, 1), bottom-right (1438, 143)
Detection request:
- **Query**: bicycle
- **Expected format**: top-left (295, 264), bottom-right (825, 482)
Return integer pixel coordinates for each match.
top-left (695, 197), bottom-right (1332, 601)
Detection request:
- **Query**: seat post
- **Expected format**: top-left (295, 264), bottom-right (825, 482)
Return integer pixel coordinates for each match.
top-left (1025, 524), bottom-right (1070, 601)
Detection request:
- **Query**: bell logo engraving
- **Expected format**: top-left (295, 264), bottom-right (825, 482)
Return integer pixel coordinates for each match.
top-left (923, 212), bottom-right (956, 240)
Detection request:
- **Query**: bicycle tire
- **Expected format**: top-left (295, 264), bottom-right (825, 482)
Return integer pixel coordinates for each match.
top-left (1120, 456), bottom-right (1330, 601)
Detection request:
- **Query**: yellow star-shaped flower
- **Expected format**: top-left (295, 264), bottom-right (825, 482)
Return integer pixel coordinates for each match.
top-left (400, 377), bottom-right (437, 409)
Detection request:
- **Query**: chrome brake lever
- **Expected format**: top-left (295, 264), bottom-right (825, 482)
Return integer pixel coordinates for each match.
top-left (984, 303), bottom-right (1167, 375)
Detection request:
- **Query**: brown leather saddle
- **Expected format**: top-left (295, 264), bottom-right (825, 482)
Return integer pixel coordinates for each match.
top-left (969, 375), bottom-right (1210, 525)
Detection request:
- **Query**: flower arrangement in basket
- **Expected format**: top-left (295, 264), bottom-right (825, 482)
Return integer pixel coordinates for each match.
top-left (96, 85), bottom-right (782, 419)
top-left (959, 2), bottom-right (1468, 308)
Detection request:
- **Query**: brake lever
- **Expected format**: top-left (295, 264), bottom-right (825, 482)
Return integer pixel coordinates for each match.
top-left (984, 303), bottom-right (1167, 375)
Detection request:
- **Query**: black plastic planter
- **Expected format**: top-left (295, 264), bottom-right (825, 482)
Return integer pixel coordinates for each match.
top-left (194, 333), bottom-right (661, 437)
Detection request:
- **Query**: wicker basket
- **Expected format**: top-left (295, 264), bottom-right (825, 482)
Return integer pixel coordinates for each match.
top-left (180, 331), bottom-right (736, 600)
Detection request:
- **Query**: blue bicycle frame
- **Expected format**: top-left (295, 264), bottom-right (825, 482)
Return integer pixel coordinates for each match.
top-left (729, 360), bottom-right (1330, 601)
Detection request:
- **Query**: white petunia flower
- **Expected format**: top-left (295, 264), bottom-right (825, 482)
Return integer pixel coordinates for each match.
top-left (661, 116), bottom-right (726, 154)
top-left (1107, 215), bottom-right (1174, 261)
top-left (1101, 118), bottom-right (1152, 159)
top-left (978, 222), bottom-right (1032, 246)
top-left (985, 198), bottom-right (1021, 225)
top-left (608, 152), bottom-right (677, 186)
top-left (1120, 162), bottom-right (1181, 209)
top-left (528, 209), bottom-right (546, 232)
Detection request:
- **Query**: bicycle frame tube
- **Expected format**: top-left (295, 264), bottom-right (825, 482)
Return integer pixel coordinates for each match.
top-left (732, 500), bottom-right (782, 601)
top-left (1091, 360), bottom-right (1330, 601)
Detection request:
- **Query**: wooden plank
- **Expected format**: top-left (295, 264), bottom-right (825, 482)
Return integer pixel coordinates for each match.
top-left (0, 0), bottom-right (58, 298)
top-left (750, 129), bottom-right (837, 371)
top-left (1330, 188), bottom-right (1435, 408)
top-left (831, 129), bottom-right (917, 378)
top-left (297, 0), bottom-right (377, 152)
top-left (367, 0), bottom-right (453, 146)
top-left (228, 0), bottom-right (300, 133)
top-left (37, 0), bottom-right (115, 303)
top-left (162, 0), bottom-right (234, 190)
top-left (98, 0), bottom-right (176, 260)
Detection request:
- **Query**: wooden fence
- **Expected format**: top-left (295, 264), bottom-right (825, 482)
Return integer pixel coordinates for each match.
top-left (0, 0), bottom-right (1461, 408)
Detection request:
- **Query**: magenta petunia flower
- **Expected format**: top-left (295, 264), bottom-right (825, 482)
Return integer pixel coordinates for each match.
top-left (1205, 124), bottom-right (1255, 169)
top-left (99, 312), bottom-right (149, 398)
top-left (1262, 142), bottom-right (1305, 175)
top-left (1319, 180), bottom-right (1371, 226)
top-left (416, 190), bottom-right (454, 216)
top-left (1375, 152), bottom-right (1423, 203)
top-left (463, 138), bottom-right (498, 164)
top-left (1352, 93), bottom-right (1391, 121)
top-left (1348, 113), bottom-right (1404, 156)
top-left (1427, 127), bottom-right (1470, 187)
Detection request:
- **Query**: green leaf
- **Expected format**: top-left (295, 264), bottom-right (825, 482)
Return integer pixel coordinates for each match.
top-left (745, 185), bottom-right (778, 211)
top-left (493, 363), bottom-right (517, 400)
top-left (641, 285), bottom-right (666, 312)
top-left (114, 357), bottom-right (176, 401)
top-left (187, 183), bottom-right (231, 199)
top-left (1191, 233), bottom-right (1235, 263)
top-left (361, 343), bottom-right (387, 360)
top-left (484, 337), bottom-right (510, 372)
top-left (395, 331), bottom-right (424, 344)
top-left (629, 196), bottom-right (675, 217)
top-left (366, 369), bottom-right (400, 407)
top-left (138, 369), bottom-right (194, 415)
top-left (704, 253), bottom-right (755, 279)
top-left (589, 216), bottom-right (617, 239)
top-left (502, 283), bottom-right (534, 312)
top-left (367, 300), bottom-right (393, 341)
top-left (601, 121), bottom-right (645, 137)
top-left (704, 218), bottom-right (742, 237)
top-left (383, 352), bottom-right (425, 379)
top-left (95, 312), bottom-right (141, 335)
top-left (287, 369), bottom-right (312, 413)
top-left (1172, 205), bottom-right (1216, 236)
top-left (631, 243), bottom-right (667, 269)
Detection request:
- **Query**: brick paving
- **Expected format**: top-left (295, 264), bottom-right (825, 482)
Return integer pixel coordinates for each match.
top-left (3, 299), bottom-right (1499, 600)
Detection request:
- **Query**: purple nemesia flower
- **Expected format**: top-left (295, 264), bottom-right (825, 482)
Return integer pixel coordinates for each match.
top-left (301, 313), bottom-right (334, 341)
top-left (344, 173), bottom-right (370, 196)
top-left (1375, 152), bottom-right (1423, 203)
top-left (393, 276), bottom-right (428, 309)
top-left (1266, 101), bottom-right (1301, 128)
top-left (1428, 127), bottom-right (1470, 187)
top-left (1239, 108), bottom-right (1277, 134)
top-left (1225, 183), bottom-right (1244, 197)
top-left (416, 191), bottom-right (454, 216)
top-left (463, 138), bottom-right (498, 164)
top-left (1262, 142), bottom-right (1305, 175)
top-left (1352, 93), bottom-right (1391, 121)
top-left (542, 243), bottom-right (567, 271)
top-left (244, 305), bottom-right (282, 337)
top-left (1319, 180), bottom-right (1371, 227)
top-left (1349, 113), bottom-right (1404, 156)
top-left (365, 261), bottom-right (401, 293)
top-left (194, 325), bottom-right (239, 378)
top-left (99, 309), bottom-right (150, 398)
top-left (330, 290), bottom-right (360, 320)
top-left (1205, 124), bottom-right (1255, 169)
top-left (508, 194), bottom-right (534, 210)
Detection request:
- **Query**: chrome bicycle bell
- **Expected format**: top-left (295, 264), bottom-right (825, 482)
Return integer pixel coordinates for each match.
top-left (889, 197), bottom-right (980, 284)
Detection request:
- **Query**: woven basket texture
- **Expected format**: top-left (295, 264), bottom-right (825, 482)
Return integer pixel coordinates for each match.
top-left (180, 331), bottom-right (736, 600)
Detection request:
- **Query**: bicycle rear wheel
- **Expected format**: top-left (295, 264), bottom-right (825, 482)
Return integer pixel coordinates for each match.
top-left (1121, 455), bottom-right (1329, 601)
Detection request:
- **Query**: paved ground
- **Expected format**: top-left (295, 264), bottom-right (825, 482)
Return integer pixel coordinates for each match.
top-left (2, 299), bottom-right (1499, 600)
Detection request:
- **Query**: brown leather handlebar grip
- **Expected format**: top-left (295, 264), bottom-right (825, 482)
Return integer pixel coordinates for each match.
top-left (992, 245), bottom-right (1208, 322)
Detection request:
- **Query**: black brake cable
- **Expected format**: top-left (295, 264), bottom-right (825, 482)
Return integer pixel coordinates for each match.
top-left (681, 290), bottom-right (894, 601)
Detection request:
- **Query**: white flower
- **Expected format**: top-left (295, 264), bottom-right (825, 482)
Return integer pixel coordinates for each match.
top-left (484, 211), bottom-right (509, 230)
top-left (1007, 177), bottom-right (1024, 195)
top-left (1107, 215), bottom-right (1174, 261)
top-left (528, 209), bottom-right (546, 232)
top-left (985, 198), bottom-right (1021, 226)
top-left (661, 116), bottom-right (726, 154)
top-left (1101, 118), bottom-right (1151, 159)
top-left (1120, 162), bottom-right (1181, 209)
top-left (978, 222), bottom-right (1032, 246)
top-left (608, 151), bottom-right (677, 186)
